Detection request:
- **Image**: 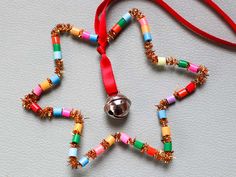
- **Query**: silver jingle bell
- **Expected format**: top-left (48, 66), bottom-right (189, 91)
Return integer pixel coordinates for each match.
top-left (104, 93), bottom-right (131, 119)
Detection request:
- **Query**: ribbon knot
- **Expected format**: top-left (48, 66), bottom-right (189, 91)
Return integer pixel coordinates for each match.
top-left (97, 45), bottom-right (106, 55)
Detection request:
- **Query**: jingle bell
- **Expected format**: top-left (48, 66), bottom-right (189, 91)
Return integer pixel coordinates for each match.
top-left (104, 93), bottom-right (131, 119)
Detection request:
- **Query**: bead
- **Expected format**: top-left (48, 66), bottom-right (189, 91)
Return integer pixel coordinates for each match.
top-left (185, 82), bottom-right (196, 94)
top-left (112, 24), bottom-right (122, 34)
top-left (164, 142), bottom-right (172, 152)
top-left (53, 51), bottom-right (62, 60)
top-left (157, 110), bottom-right (167, 119)
top-left (62, 108), bottom-right (71, 118)
top-left (120, 132), bottom-right (130, 144)
top-left (139, 17), bottom-right (148, 26)
top-left (68, 148), bottom-right (77, 157)
top-left (39, 80), bottom-right (51, 91)
top-left (157, 57), bottom-right (166, 66)
top-left (53, 107), bottom-right (62, 117)
top-left (50, 75), bottom-right (60, 86)
top-left (72, 134), bottom-right (81, 144)
top-left (94, 144), bottom-right (105, 156)
top-left (146, 146), bottom-right (158, 156)
top-left (122, 12), bottom-right (132, 23)
top-left (89, 34), bottom-right (98, 42)
top-left (105, 135), bottom-right (115, 146)
top-left (141, 25), bottom-right (150, 33)
top-left (51, 36), bottom-right (60, 44)
top-left (70, 27), bottom-right (83, 36)
top-left (162, 126), bottom-right (171, 136)
top-left (73, 123), bottom-right (83, 134)
top-left (53, 44), bottom-right (61, 52)
top-left (176, 88), bottom-right (188, 99)
top-left (30, 103), bottom-right (41, 113)
top-left (117, 18), bottom-right (127, 28)
top-left (33, 85), bottom-right (42, 96)
top-left (143, 32), bottom-right (152, 42)
top-left (178, 60), bottom-right (189, 68)
top-left (79, 156), bottom-right (89, 167)
top-left (82, 31), bottom-right (90, 40)
top-left (188, 63), bottom-right (199, 73)
top-left (166, 95), bottom-right (176, 104)
top-left (134, 140), bottom-right (144, 150)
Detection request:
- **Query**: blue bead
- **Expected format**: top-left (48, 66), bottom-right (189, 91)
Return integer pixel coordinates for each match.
top-left (53, 51), bottom-right (62, 60)
top-left (143, 32), bottom-right (152, 42)
top-left (157, 110), bottom-right (166, 119)
top-left (79, 156), bottom-right (89, 167)
top-left (53, 107), bottom-right (62, 117)
top-left (50, 75), bottom-right (60, 85)
top-left (68, 148), bottom-right (77, 157)
top-left (122, 12), bottom-right (132, 23)
top-left (89, 34), bottom-right (98, 42)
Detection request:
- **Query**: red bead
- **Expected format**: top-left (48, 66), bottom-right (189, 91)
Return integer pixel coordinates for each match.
top-left (30, 103), bottom-right (42, 113)
top-left (185, 82), bottom-right (196, 94)
top-left (146, 146), bottom-right (158, 156)
top-left (52, 36), bottom-right (60, 44)
top-left (177, 88), bottom-right (188, 99)
top-left (112, 24), bottom-right (122, 34)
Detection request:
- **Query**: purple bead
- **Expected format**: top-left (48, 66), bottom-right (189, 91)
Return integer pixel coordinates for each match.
top-left (166, 95), bottom-right (176, 104)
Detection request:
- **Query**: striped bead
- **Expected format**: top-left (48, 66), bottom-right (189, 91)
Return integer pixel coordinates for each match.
top-left (68, 148), bottom-right (77, 157)
top-left (39, 80), bottom-right (51, 91)
top-left (162, 126), bottom-right (171, 136)
top-left (62, 108), bottom-right (71, 118)
top-left (33, 85), bottom-right (43, 96)
top-left (120, 132), bottom-right (130, 144)
top-left (105, 135), bottom-right (115, 146)
top-left (122, 12), bottom-right (132, 23)
top-left (143, 32), bottom-right (152, 42)
top-left (89, 34), bottom-right (98, 42)
top-left (52, 36), bottom-right (60, 44)
top-left (53, 107), bottom-right (62, 117)
top-left (50, 75), bottom-right (60, 85)
top-left (166, 95), bottom-right (176, 104)
top-left (53, 51), bottom-right (62, 60)
top-left (134, 140), bottom-right (144, 150)
top-left (157, 57), bottom-right (166, 66)
top-left (188, 63), bottom-right (199, 73)
top-left (164, 142), bottom-right (172, 152)
top-left (94, 144), bottom-right (105, 156)
top-left (79, 156), bottom-right (89, 167)
top-left (157, 110), bottom-right (166, 119)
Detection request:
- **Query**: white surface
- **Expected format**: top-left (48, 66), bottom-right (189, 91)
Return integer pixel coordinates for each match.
top-left (0, 0), bottom-right (236, 177)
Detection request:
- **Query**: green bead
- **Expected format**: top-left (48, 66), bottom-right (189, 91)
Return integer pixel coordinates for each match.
top-left (164, 142), bottom-right (172, 152)
top-left (178, 60), bottom-right (189, 68)
top-left (134, 140), bottom-right (144, 150)
top-left (53, 44), bottom-right (61, 51)
top-left (72, 134), bottom-right (81, 144)
top-left (117, 18), bottom-right (127, 28)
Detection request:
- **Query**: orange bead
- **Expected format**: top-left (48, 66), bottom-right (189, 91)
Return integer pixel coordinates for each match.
top-left (176, 88), bottom-right (188, 99)
top-left (162, 126), bottom-right (171, 136)
top-left (52, 36), bottom-right (60, 44)
top-left (112, 24), bottom-right (122, 34)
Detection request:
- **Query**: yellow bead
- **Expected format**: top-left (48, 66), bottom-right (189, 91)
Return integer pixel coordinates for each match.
top-left (70, 27), bottom-right (83, 37)
top-left (141, 25), bottom-right (150, 33)
top-left (157, 57), bottom-right (166, 66)
top-left (40, 80), bottom-right (52, 91)
top-left (162, 126), bottom-right (171, 136)
top-left (105, 135), bottom-right (115, 146)
top-left (73, 123), bottom-right (83, 134)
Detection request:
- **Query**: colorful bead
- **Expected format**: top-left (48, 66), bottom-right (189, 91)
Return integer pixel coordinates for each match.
top-left (51, 36), bottom-right (60, 44)
top-left (72, 134), bottom-right (81, 144)
top-left (53, 51), bottom-right (62, 60)
top-left (176, 88), bottom-right (188, 99)
top-left (146, 146), bottom-right (158, 156)
top-left (33, 85), bottom-right (43, 96)
top-left (178, 60), bottom-right (189, 68)
top-left (94, 144), bottom-right (105, 156)
top-left (141, 25), bottom-right (150, 33)
top-left (53, 107), bottom-right (62, 117)
top-left (50, 75), bottom-right (60, 86)
top-left (112, 24), bottom-right (122, 34)
top-left (185, 82), bottom-right (196, 94)
top-left (120, 132), bottom-right (130, 144)
top-left (30, 103), bottom-right (41, 113)
top-left (157, 110), bottom-right (167, 119)
top-left (62, 108), bottom-right (71, 118)
top-left (157, 57), bottom-right (166, 66)
top-left (188, 63), bottom-right (199, 73)
top-left (105, 135), bottom-right (115, 146)
top-left (39, 80), bottom-right (51, 91)
top-left (138, 17), bottom-right (148, 26)
top-left (73, 123), bottom-right (83, 134)
top-left (68, 148), bottom-right (77, 157)
top-left (117, 18), bottom-right (127, 28)
top-left (164, 142), bottom-right (172, 152)
top-left (89, 34), bottom-right (98, 42)
top-left (134, 140), bottom-right (144, 150)
top-left (53, 44), bottom-right (61, 51)
top-left (79, 156), bottom-right (89, 167)
top-left (143, 32), bottom-right (152, 42)
top-left (122, 12), bottom-right (132, 23)
top-left (70, 27), bottom-right (83, 36)
top-left (82, 31), bottom-right (90, 40)
top-left (166, 95), bottom-right (176, 104)
top-left (162, 126), bottom-right (171, 136)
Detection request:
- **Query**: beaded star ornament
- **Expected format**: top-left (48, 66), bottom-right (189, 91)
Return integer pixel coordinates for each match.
top-left (21, 8), bottom-right (209, 168)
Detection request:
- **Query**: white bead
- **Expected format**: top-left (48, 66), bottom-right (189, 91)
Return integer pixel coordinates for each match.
top-left (157, 57), bottom-right (166, 66)
top-left (68, 148), bottom-right (77, 157)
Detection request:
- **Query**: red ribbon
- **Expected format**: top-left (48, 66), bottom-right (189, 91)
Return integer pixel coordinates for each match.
top-left (95, 0), bottom-right (236, 96)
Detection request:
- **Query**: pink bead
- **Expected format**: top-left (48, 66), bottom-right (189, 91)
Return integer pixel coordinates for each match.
top-left (82, 31), bottom-right (90, 40)
top-left (138, 17), bottom-right (148, 26)
top-left (94, 144), bottom-right (105, 156)
top-left (188, 63), bottom-right (199, 73)
top-left (120, 132), bottom-right (130, 144)
top-left (62, 108), bottom-right (71, 117)
top-left (33, 85), bottom-right (42, 96)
